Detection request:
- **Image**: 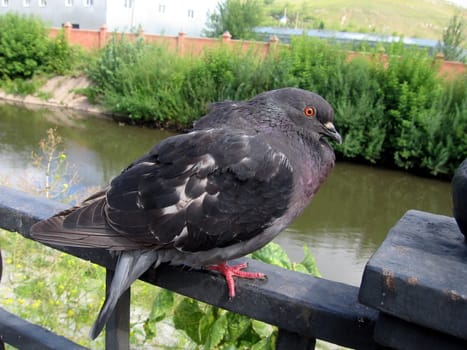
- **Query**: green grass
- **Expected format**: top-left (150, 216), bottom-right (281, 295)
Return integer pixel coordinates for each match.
top-left (262, 0), bottom-right (466, 43)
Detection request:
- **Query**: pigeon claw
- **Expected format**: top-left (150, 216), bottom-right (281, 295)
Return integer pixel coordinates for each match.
top-left (207, 262), bottom-right (266, 298)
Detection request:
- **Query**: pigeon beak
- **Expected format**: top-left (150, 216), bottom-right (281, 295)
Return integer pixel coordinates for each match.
top-left (324, 122), bottom-right (342, 144)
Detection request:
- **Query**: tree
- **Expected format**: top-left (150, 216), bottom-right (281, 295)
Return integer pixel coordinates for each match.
top-left (204, 0), bottom-right (265, 40)
top-left (438, 13), bottom-right (466, 62)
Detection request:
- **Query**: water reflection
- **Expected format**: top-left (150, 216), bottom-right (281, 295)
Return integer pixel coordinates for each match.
top-left (0, 102), bottom-right (452, 286)
top-left (0, 103), bottom-right (173, 189)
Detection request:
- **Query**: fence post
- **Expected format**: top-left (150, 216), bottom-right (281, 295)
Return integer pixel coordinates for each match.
top-left (63, 22), bottom-right (72, 41)
top-left (267, 35), bottom-right (279, 56)
top-left (377, 47), bottom-right (388, 68)
top-left (99, 24), bottom-right (108, 49)
top-left (177, 32), bottom-right (186, 56)
top-left (222, 31), bottom-right (232, 46)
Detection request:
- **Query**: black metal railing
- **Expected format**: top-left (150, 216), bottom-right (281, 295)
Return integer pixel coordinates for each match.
top-left (1, 185), bottom-right (466, 350)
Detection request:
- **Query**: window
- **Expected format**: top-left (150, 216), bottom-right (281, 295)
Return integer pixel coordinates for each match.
top-left (124, 0), bottom-right (133, 8)
top-left (1, 0), bottom-right (8, 7)
top-left (83, 0), bottom-right (93, 7)
top-left (158, 4), bottom-right (165, 13)
top-left (65, 0), bottom-right (73, 7)
top-left (23, 0), bottom-right (30, 7)
top-left (38, 0), bottom-right (47, 7)
top-left (188, 9), bottom-right (194, 18)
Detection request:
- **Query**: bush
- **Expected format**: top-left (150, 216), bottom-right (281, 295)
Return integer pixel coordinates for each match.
top-left (89, 36), bottom-right (192, 124)
top-left (88, 37), bottom-right (295, 125)
top-left (45, 29), bottom-right (78, 75)
top-left (180, 45), bottom-right (295, 121)
top-left (287, 36), bottom-right (347, 95)
top-left (418, 75), bottom-right (467, 175)
top-left (0, 13), bottom-right (50, 79)
top-left (375, 46), bottom-right (444, 169)
top-left (0, 13), bottom-right (79, 81)
top-left (332, 58), bottom-right (386, 163)
top-left (87, 33), bottom-right (146, 95)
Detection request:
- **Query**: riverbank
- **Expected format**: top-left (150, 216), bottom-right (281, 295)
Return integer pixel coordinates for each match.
top-left (0, 73), bottom-right (464, 179)
top-left (0, 76), bottom-right (105, 115)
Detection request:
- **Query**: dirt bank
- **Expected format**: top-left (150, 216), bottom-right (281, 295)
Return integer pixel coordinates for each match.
top-left (0, 76), bottom-right (105, 115)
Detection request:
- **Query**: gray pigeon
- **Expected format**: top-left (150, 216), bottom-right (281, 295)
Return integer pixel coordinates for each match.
top-left (31, 87), bottom-right (341, 339)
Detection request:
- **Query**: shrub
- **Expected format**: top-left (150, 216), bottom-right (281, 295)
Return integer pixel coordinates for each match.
top-left (89, 37), bottom-right (189, 124)
top-left (89, 37), bottom-right (295, 125)
top-left (87, 33), bottom-right (146, 95)
top-left (375, 46), bottom-right (444, 169)
top-left (45, 29), bottom-right (77, 75)
top-left (332, 58), bottom-right (386, 163)
top-left (0, 13), bottom-right (79, 82)
top-left (287, 36), bottom-right (347, 95)
top-left (419, 74), bottom-right (467, 175)
top-left (180, 45), bottom-right (295, 121)
top-left (0, 13), bottom-right (50, 79)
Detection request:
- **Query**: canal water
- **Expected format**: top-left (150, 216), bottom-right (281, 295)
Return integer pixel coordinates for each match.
top-left (0, 102), bottom-right (453, 286)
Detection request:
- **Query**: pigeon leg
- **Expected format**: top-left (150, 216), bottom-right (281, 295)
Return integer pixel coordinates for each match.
top-left (207, 262), bottom-right (266, 298)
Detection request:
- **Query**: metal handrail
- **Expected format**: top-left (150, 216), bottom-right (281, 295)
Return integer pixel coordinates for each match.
top-left (0, 185), bottom-right (378, 349)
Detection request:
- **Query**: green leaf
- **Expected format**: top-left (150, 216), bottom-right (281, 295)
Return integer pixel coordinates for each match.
top-left (143, 318), bottom-right (156, 340)
top-left (173, 298), bottom-right (205, 344)
top-left (149, 288), bottom-right (174, 322)
top-left (143, 289), bottom-right (173, 339)
top-left (251, 320), bottom-right (274, 338)
top-left (251, 336), bottom-right (274, 350)
top-left (251, 242), bottom-right (291, 269)
top-left (296, 245), bottom-right (321, 277)
top-left (225, 312), bottom-right (251, 343)
top-left (204, 312), bottom-right (228, 350)
top-left (198, 306), bottom-right (215, 344)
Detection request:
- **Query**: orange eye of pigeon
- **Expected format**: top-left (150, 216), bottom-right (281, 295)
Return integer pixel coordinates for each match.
top-left (304, 106), bottom-right (316, 118)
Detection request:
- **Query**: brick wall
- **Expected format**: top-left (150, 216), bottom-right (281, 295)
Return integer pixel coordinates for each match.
top-left (51, 23), bottom-right (465, 78)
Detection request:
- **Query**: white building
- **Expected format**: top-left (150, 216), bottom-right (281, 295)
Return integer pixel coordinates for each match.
top-left (0, 0), bottom-right (219, 37)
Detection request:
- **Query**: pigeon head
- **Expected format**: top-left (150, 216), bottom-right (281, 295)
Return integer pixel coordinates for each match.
top-left (260, 88), bottom-right (342, 144)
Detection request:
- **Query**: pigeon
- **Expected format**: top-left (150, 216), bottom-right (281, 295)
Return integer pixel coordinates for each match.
top-left (30, 87), bottom-right (341, 339)
top-left (452, 158), bottom-right (467, 239)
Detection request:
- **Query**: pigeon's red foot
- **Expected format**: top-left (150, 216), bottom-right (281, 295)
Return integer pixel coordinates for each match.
top-left (207, 262), bottom-right (266, 298)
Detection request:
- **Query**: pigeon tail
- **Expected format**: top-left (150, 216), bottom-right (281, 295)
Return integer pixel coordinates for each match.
top-left (89, 249), bottom-right (160, 339)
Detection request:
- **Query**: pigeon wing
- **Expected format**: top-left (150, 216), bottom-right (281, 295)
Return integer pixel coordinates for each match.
top-left (32, 128), bottom-right (294, 252)
top-left (107, 128), bottom-right (294, 251)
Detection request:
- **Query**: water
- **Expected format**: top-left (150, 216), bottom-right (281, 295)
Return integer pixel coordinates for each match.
top-left (0, 102), bottom-right (453, 286)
